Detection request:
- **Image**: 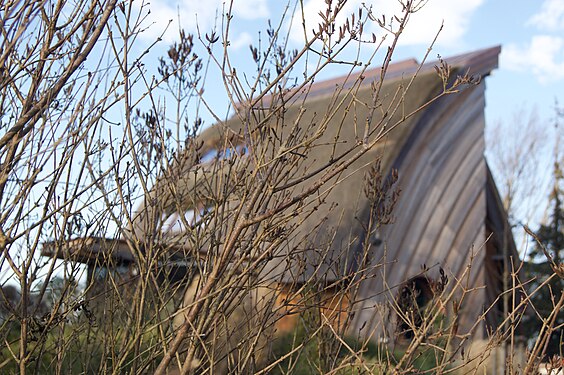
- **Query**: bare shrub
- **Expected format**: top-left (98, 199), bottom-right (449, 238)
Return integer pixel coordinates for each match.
top-left (2, 0), bottom-right (556, 374)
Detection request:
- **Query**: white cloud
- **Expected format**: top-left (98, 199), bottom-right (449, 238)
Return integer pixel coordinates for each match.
top-left (400, 0), bottom-right (483, 46)
top-left (232, 0), bottom-right (269, 20)
top-left (528, 0), bottom-right (564, 31)
top-left (502, 35), bottom-right (564, 84)
top-left (289, 0), bottom-right (483, 48)
top-left (137, 0), bottom-right (269, 43)
top-left (230, 31), bottom-right (253, 51)
top-left (505, 0), bottom-right (564, 84)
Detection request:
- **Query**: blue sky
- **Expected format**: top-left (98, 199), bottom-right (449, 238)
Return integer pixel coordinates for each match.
top-left (133, 0), bottom-right (564, 232)
top-left (136, 0), bottom-right (563, 119)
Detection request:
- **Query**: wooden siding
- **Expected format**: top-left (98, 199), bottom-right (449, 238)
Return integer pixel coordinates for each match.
top-left (351, 81), bottom-right (489, 340)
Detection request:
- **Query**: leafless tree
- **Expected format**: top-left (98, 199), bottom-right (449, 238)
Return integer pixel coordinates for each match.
top-left (2, 0), bottom-right (557, 374)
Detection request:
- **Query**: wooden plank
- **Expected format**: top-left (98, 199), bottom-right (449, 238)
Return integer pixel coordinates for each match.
top-left (351, 85), bottom-right (491, 339)
top-left (414, 138), bottom-right (486, 272)
top-left (403, 120), bottom-right (485, 274)
top-left (379, 88), bottom-right (485, 283)
top-left (42, 237), bottom-right (135, 265)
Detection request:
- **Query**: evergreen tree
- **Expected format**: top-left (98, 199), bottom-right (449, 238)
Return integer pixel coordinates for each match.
top-left (523, 161), bottom-right (564, 358)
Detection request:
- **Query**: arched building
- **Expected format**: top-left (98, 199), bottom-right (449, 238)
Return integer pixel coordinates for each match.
top-left (43, 46), bottom-right (519, 370)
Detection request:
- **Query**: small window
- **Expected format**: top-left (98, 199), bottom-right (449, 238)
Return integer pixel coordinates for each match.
top-left (93, 264), bottom-right (133, 280)
top-left (162, 206), bottom-right (212, 233)
top-left (198, 145), bottom-right (248, 164)
top-left (199, 149), bottom-right (218, 164)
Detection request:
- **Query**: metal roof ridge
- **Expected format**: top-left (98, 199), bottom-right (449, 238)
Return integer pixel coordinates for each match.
top-left (241, 46), bottom-right (500, 109)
